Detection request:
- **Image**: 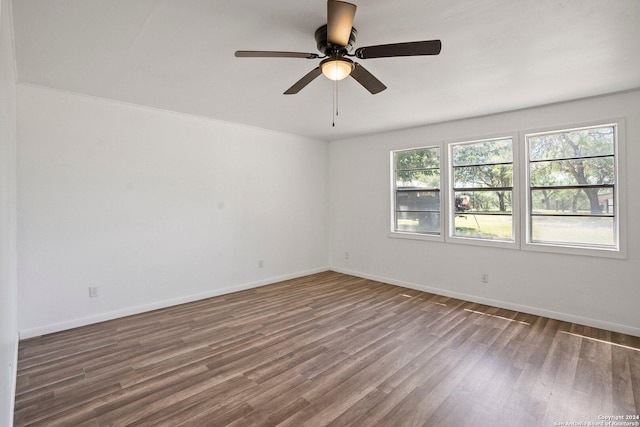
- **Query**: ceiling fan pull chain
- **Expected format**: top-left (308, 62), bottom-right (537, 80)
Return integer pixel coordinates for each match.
top-left (332, 78), bottom-right (337, 127)
top-left (336, 74), bottom-right (339, 117)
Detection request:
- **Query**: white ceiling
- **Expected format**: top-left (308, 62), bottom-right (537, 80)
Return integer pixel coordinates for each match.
top-left (11, 0), bottom-right (640, 141)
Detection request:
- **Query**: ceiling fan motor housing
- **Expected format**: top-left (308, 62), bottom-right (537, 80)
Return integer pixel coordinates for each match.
top-left (315, 24), bottom-right (357, 55)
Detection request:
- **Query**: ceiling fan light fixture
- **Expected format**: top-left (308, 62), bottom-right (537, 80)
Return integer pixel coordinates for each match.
top-left (320, 57), bottom-right (354, 81)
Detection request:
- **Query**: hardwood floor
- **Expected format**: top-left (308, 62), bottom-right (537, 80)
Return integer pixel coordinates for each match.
top-left (14, 271), bottom-right (640, 426)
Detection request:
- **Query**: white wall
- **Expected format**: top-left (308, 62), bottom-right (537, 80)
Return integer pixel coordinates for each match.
top-left (329, 89), bottom-right (640, 336)
top-left (17, 85), bottom-right (329, 337)
top-left (0, 0), bottom-right (18, 424)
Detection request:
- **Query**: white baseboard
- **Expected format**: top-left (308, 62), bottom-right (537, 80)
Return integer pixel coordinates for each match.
top-left (331, 267), bottom-right (640, 338)
top-left (19, 266), bottom-right (639, 339)
top-left (19, 267), bottom-right (329, 339)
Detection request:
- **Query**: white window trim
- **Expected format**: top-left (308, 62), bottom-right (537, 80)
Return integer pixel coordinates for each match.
top-left (445, 133), bottom-right (520, 250)
top-left (389, 143), bottom-right (445, 242)
top-left (388, 120), bottom-right (627, 259)
top-left (520, 119), bottom-right (627, 259)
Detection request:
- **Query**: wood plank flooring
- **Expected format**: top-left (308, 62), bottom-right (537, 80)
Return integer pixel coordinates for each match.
top-left (14, 271), bottom-right (640, 426)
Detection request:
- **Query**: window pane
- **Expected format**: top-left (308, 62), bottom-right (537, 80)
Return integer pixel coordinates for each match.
top-left (530, 157), bottom-right (614, 187)
top-left (450, 138), bottom-right (514, 243)
top-left (527, 123), bottom-right (619, 251)
top-left (453, 164), bottom-right (513, 188)
top-left (531, 188), bottom-right (614, 216)
top-left (396, 212), bottom-right (440, 234)
top-left (393, 146), bottom-right (442, 236)
top-left (528, 126), bottom-right (614, 161)
top-left (453, 214), bottom-right (513, 240)
top-left (531, 216), bottom-right (615, 246)
top-left (396, 190), bottom-right (440, 212)
top-left (396, 148), bottom-right (440, 170)
top-left (454, 191), bottom-right (512, 214)
top-left (452, 138), bottom-right (512, 166)
top-left (396, 169), bottom-right (440, 188)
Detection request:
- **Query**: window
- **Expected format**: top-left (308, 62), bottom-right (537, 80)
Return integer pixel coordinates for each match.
top-left (449, 137), bottom-right (515, 242)
top-left (525, 123), bottom-right (620, 252)
top-left (392, 146), bottom-right (441, 236)
top-left (389, 120), bottom-right (624, 257)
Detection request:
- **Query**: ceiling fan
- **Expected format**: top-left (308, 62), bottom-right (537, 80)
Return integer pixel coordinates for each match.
top-left (235, 0), bottom-right (442, 95)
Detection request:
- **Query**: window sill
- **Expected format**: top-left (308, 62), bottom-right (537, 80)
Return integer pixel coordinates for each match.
top-left (445, 234), bottom-right (519, 250)
top-left (523, 241), bottom-right (626, 259)
top-left (389, 231), bottom-right (444, 242)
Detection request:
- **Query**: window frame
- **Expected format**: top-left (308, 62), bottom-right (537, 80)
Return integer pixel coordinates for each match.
top-left (389, 144), bottom-right (444, 241)
top-left (521, 119), bottom-right (627, 258)
top-left (387, 120), bottom-right (626, 259)
top-left (445, 134), bottom-right (520, 249)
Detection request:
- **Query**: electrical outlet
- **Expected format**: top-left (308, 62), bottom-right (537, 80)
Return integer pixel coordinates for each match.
top-left (481, 273), bottom-right (489, 284)
top-left (89, 286), bottom-right (99, 298)
top-left (345, 252), bottom-right (349, 260)
top-left (258, 260), bottom-right (264, 268)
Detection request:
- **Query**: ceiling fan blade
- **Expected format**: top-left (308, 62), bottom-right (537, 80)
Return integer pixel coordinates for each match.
top-left (327, 0), bottom-right (356, 47)
top-left (235, 51), bottom-right (319, 59)
top-left (350, 63), bottom-right (386, 94)
top-left (284, 67), bottom-right (323, 94)
top-left (355, 40), bottom-right (442, 59)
